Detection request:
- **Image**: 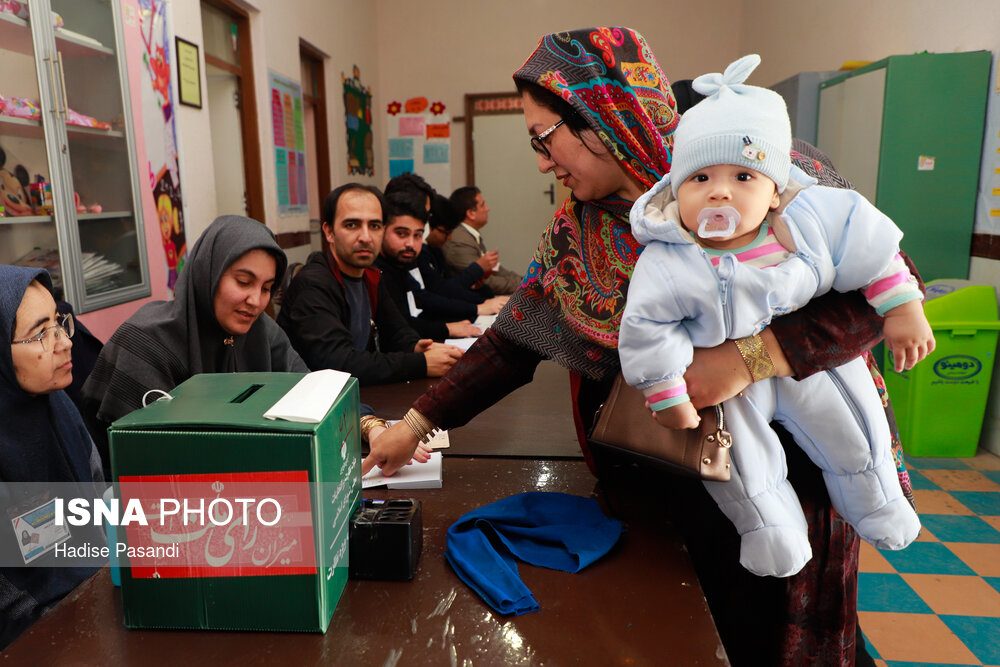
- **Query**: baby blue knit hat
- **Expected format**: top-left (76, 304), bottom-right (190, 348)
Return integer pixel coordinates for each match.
top-left (670, 54), bottom-right (791, 195)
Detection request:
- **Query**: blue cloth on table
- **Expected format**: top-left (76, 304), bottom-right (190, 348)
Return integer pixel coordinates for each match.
top-left (445, 491), bottom-right (622, 615)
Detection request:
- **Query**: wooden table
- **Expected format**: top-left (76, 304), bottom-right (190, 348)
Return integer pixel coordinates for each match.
top-left (3, 367), bottom-right (729, 665)
top-left (361, 360), bottom-right (582, 458)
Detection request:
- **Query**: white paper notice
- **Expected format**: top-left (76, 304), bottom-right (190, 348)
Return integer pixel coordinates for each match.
top-left (474, 314), bottom-right (497, 329)
top-left (263, 369), bottom-right (350, 423)
top-left (445, 338), bottom-right (476, 351)
top-left (362, 451), bottom-right (442, 489)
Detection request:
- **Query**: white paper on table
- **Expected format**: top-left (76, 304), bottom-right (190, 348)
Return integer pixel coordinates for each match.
top-left (362, 451), bottom-right (442, 489)
top-left (445, 338), bottom-right (476, 352)
top-left (263, 369), bottom-right (350, 423)
top-left (474, 314), bottom-right (497, 329)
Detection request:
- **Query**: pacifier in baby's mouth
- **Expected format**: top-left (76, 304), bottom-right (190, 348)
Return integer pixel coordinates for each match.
top-left (696, 206), bottom-right (740, 239)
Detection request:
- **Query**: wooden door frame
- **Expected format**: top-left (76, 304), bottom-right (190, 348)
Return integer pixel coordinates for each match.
top-left (464, 92), bottom-right (523, 185)
top-left (201, 0), bottom-right (265, 223)
top-left (299, 41), bottom-right (330, 252)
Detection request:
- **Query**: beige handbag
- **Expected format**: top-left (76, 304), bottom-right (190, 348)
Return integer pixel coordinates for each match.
top-left (588, 373), bottom-right (733, 482)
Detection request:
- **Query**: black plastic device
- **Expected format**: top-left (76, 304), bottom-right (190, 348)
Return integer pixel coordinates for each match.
top-left (348, 498), bottom-right (422, 580)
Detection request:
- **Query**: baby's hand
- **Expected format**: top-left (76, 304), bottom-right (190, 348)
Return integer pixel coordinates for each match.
top-left (884, 300), bottom-right (936, 372)
top-left (652, 401), bottom-right (701, 430)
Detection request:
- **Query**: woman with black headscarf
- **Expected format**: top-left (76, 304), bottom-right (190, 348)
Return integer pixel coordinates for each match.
top-left (1, 266), bottom-right (104, 648)
top-left (365, 28), bottom-right (911, 665)
top-left (82, 215), bottom-right (309, 440)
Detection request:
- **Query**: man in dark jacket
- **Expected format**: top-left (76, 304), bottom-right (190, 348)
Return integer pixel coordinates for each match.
top-left (376, 191), bottom-right (496, 340)
top-left (277, 183), bottom-right (462, 385)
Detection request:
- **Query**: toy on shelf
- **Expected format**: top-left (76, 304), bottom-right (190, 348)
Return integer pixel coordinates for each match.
top-left (0, 146), bottom-right (32, 216)
top-left (0, 94), bottom-right (42, 121)
top-left (0, 0), bottom-right (64, 27)
top-left (74, 191), bottom-right (102, 214)
top-left (28, 176), bottom-right (53, 214)
top-left (0, 94), bottom-right (112, 131)
top-left (66, 107), bottom-right (112, 131)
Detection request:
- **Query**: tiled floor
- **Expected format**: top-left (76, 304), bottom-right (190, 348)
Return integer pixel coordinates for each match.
top-left (859, 449), bottom-right (1000, 667)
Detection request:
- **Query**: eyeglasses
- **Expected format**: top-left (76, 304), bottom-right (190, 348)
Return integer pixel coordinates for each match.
top-left (11, 313), bottom-right (74, 352)
top-left (529, 120), bottom-right (565, 159)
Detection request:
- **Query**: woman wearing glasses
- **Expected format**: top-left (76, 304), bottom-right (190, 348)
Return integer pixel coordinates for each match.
top-left (364, 28), bottom-right (910, 665)
top-left (1, 265), bottom-right (104, 648)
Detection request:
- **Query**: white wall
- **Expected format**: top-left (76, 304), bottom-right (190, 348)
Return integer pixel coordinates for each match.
top-left (373, 0), bottom-right (745, 194)
top-left (170, 0), bottom-right (381, 243)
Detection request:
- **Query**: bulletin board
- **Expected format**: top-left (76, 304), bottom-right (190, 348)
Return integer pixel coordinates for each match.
top-left (386, 97), bottom-right (451, 195)
top-left (269, 71), bottom-right (308, 216)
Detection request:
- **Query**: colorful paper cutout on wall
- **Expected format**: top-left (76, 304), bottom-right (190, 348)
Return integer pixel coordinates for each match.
top-left (138, 0), bottom-right (187, 291)
top-left (343, 66), bottom-right (374, 176)
top-left (426, 123), bottom-right (450, 139)
top-left (269, 71), bottom-right (308, 215)
top-left (399, 116), bottom-right (425, 137)
top-left (389, 159), bottom-right (415, 178)
top-left (423, 143), bottom-right (449, 164)
top-left (386, 108), bottom-right (451, 197)
top-left (387, 101), bottom-right (402, 116)
top-left (430, 101), bottom-right (446, 115)
top-left (388, 138), bottom-right (414, 159)
top-left (405, 97), bottom-right (429, 113)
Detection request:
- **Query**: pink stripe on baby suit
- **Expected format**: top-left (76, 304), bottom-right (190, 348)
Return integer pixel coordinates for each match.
top-left (646, 384), bottom-right (687, 404)
top-left (735, 241), bottom-right (786, 263)
top-left (864, 270), bottom-right (910, 300)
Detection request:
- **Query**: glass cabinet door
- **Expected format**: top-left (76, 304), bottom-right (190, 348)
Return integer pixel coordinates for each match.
top-left (0, 3), bottom-right (62, 293)
top-left (0, 0), bottom-right (148, 312)
top-left (50, 0), bottom-right (148, 309)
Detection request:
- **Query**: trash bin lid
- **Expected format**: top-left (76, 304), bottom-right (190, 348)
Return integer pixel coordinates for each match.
top-left (923, 279), bottom-right (1000, 329)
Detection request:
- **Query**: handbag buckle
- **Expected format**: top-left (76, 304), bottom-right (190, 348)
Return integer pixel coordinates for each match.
top-left (716, 429), bottom-right (732, 448)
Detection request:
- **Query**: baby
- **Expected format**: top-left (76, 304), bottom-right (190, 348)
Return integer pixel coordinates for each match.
top-left (619, 54), bottom-right (933, 577)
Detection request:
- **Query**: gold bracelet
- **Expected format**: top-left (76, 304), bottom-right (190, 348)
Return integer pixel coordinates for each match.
top-left (402, 408), bottom-right (436, 444)
top-left (359, 415), bottom-right (389, 443)
top-left (734, 334), bottom-right (775, 383)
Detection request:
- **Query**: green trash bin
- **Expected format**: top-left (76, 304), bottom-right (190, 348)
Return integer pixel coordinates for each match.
top-left (883, 279), bottom-right (1000, 457)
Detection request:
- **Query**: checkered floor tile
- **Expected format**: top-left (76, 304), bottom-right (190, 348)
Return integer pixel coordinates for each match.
top-left (861, 450), bottom-right (1000, 667)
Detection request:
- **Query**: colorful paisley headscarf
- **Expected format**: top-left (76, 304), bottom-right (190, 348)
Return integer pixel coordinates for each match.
top-left (493, 27), bottom-right (678, 379)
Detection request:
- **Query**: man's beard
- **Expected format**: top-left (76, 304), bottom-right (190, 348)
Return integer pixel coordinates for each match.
top-left (388, 250), bottom-right (417, 269)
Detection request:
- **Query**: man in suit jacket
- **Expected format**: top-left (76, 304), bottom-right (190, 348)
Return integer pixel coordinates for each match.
top-left (443, 187), bottom-right (523, 295)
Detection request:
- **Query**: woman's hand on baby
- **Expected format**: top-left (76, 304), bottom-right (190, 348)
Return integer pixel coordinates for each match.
top-left (651, 401), bottom-right (702, 430)
top-left (883, 301), bottom-right (936, 372)
top-left (685, 343), bottom-right (753, 408)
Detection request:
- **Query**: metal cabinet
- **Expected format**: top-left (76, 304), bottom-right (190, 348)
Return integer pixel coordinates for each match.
top-left (817, 52), bottom-right (991, 282)
top-left (769, 70), bottom-right (841, 146)
top-left (0, 0), bottom-right (148, 312)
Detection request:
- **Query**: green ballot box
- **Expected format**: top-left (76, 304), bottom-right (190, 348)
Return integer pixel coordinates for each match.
top-left (108, 372), bottom-right (361, 632)
top-left (884, 280), bottom-right (1000, 458)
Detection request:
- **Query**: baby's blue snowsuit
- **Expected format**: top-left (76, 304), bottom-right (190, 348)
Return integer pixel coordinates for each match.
top-left (619, 166), bottom-right (921, 577)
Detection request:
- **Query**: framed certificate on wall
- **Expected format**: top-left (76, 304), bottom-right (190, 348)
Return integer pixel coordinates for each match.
top-left (176, 37), bottom-right (202, 109)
